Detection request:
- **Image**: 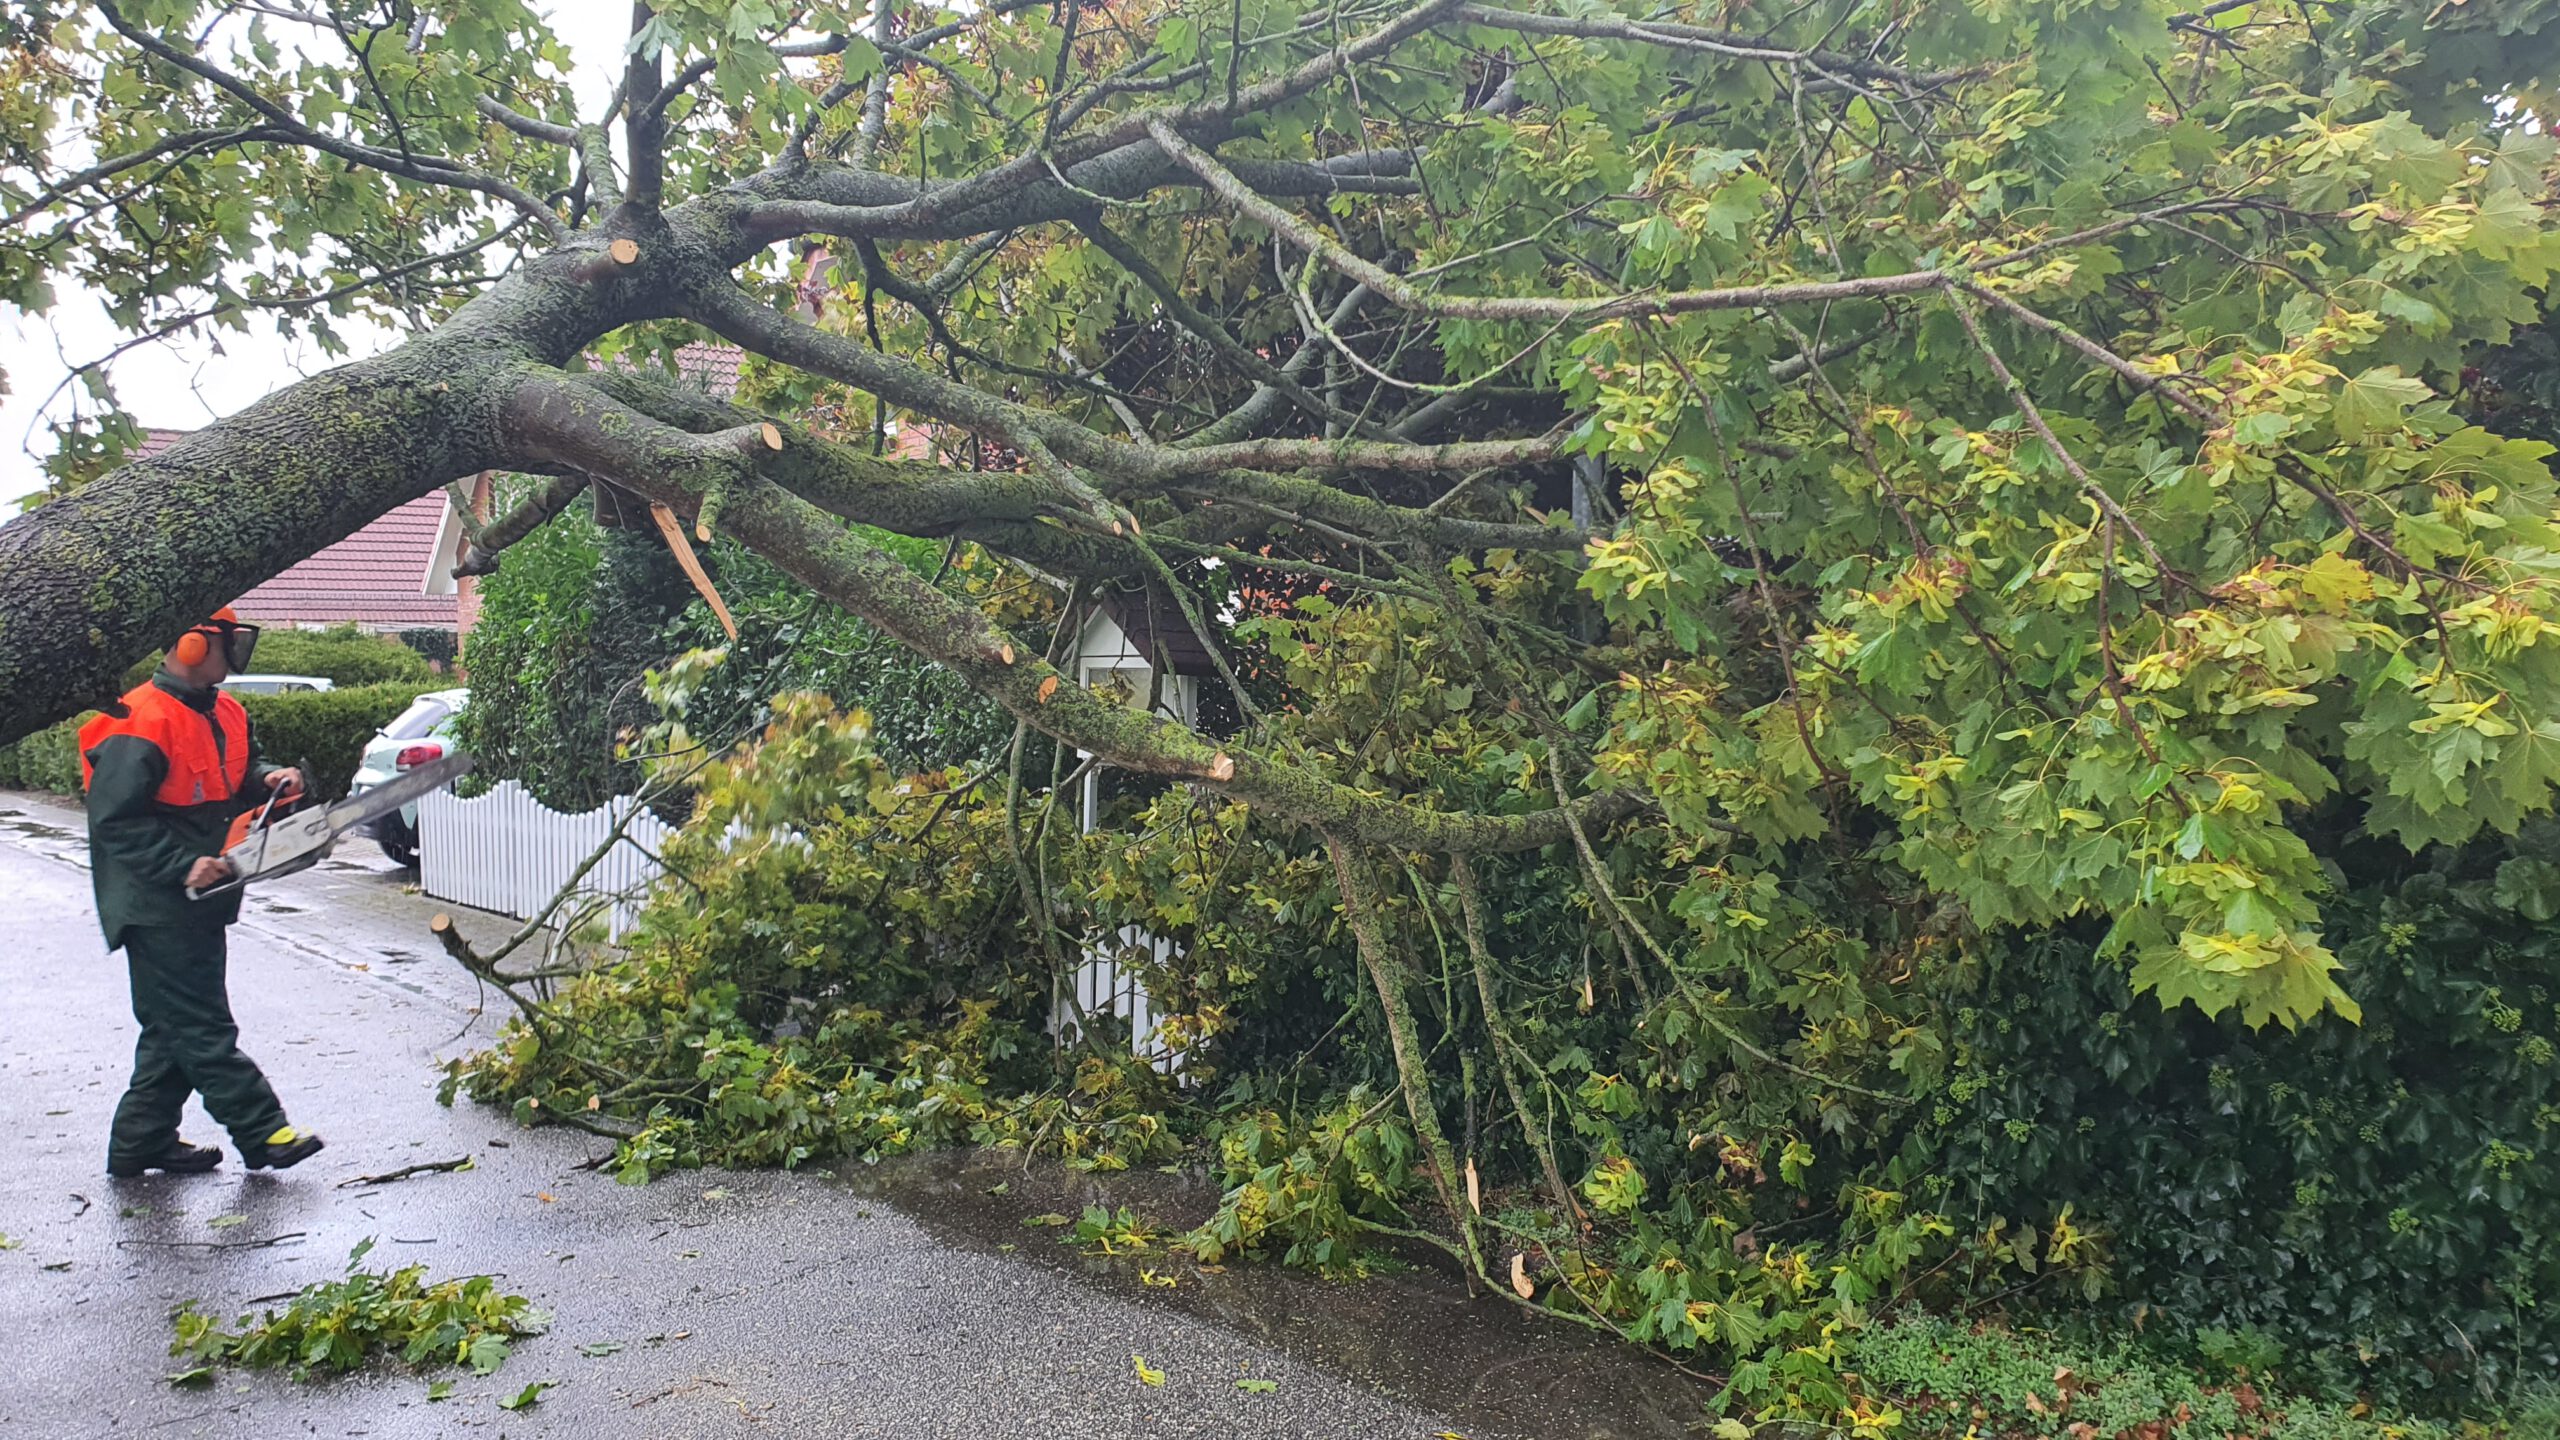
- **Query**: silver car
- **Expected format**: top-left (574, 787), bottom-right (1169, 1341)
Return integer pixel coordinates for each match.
top-left (219, 673), bottom-right (336, 695)
top-left (346, 687), bottom-right (467, 867)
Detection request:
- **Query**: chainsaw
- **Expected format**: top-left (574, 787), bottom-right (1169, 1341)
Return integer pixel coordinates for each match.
top-left (185, 750), bottom-right (475, 900)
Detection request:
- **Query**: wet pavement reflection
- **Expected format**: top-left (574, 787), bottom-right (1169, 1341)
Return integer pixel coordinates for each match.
top-left (848, 1149), bottom-right (1713, 1440)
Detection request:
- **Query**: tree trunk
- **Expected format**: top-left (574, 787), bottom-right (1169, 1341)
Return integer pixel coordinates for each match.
top-left (0, 346), bottom-right (511, 733)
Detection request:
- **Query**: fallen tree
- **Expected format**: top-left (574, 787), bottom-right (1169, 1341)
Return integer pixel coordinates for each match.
top-left (7, 0), bottom-right (2560, 1411)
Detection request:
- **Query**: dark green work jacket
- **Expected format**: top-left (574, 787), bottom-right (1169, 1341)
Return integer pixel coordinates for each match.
top-left (81, 673), bottom-right (281, 950)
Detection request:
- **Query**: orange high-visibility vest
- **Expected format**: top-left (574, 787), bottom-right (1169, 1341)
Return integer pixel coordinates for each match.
top-left (79, 681), bottom-right (251, 809)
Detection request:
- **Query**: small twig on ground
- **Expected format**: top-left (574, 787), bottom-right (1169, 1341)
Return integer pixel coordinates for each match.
top-left (336, 1156), bottom-right (474, 1189)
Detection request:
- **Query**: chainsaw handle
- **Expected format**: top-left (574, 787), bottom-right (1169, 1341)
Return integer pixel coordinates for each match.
top-left (184, 861), bottom-right (246, 903)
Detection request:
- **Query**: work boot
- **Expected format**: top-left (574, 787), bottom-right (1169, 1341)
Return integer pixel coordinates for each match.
top-left (106, 1139), bottom-right (224, 1178)
top-left (240, 1126), bottom-right (326, 1171)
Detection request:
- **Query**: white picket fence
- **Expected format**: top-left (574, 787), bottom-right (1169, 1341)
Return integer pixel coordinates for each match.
top-left (1061, 926), bottom-right (1176, 1068)
top-left (417, 776), bottom-right (1176, 1063)
top-left (418, 779), bottom-right (677, 938)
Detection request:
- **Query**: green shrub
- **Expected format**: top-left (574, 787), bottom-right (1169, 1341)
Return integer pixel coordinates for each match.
top-left (6, 717), bottom-right (90, 795)
top-left (1188, 1087), bottom-right (1419, 1276)
top-left (395, 627), bottom-right (459, 668)
top-left (1927, 830), bottom-right (2560, 1409)
top-left (457, 480), bottom-right (1014, 811)
top-left (436, 665), bottom-right (2559, 1430)
top-left (3, 683), bottom-right (426, 801)
top-left (234, 682), bottom-right (435, 800)
top-left (1840, 1315), bottom-right (2449, 1440)
top-left (451, 481), bottom-right (615, 809)
top-left (246, 624), bottom-right (436, 687)
top-left (443, 696), bottom-right (1176, 1181)
top-left (2516, 1382), bottom-right (2560, 1440)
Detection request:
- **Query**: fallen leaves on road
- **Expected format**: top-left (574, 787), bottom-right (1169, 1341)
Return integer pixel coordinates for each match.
top-left (207, 1214), bottom-right (248, 1229)
top-left (1133, 1354), bottom-right (1166, 1387)
top-left (1237, 1378), bottom-right (1278, 1394)
top-left (426, 1381), bottom-right (455, 1402)
top-left (498, 1380), bottom-right (553, 1411)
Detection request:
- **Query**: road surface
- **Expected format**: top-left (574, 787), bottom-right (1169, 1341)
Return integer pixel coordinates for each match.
top-left (0, 791), bottom-right (1701, 1439)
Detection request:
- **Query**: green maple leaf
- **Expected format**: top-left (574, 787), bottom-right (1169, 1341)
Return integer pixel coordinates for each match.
top-left (464, 1333), bottom-right (512, 1375)
top-left (2485, 132), bottom-right (2560, 195)
top-left (2331, 366), bottom-right (2432, 443)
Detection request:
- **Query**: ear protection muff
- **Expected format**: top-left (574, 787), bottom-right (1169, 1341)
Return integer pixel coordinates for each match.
top-left (170, 608), bottom-right (256, 670)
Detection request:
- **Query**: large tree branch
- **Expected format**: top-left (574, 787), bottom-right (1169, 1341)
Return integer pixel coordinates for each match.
top-left (500, 371), bottom-right (1639, 852)
top-left (680, 278), bottom-right (1558, 494)
top-left (1453, 5), bottom-right (1979, 88)
top-left (0, 344), bottom-right (519, 739)
top-left (1183, 282), bottom-right (1377, 447)
top-left (1148, 120), bottom-right (1947, 323)
top-left (736, 148), bottom-right (1417, 247)
top-left (622, 3), bottom-right (667, 212)
top-left (588, 369), bottom-right (1575, 578)
top-left (1074, 216), bottom-right (1386, 439)
top-left (730, 0), bottom-right (1454, 245)
top-left (472, 94), bottom-right (577, 145)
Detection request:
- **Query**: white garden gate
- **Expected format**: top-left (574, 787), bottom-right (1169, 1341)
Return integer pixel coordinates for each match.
top-left (418, 779), bottom-right (676, 938)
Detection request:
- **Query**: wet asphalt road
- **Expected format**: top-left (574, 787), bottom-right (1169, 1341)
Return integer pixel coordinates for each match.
top-left (0, 791), bottom-right (1706, 1440)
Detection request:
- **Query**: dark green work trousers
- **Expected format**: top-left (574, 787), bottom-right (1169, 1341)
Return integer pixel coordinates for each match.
top-left (108, 925), bottom-right (287, 1162)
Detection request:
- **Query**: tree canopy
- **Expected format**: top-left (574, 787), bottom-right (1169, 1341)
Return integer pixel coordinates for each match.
top-left (5, 0), bottom-right (2559, 1040)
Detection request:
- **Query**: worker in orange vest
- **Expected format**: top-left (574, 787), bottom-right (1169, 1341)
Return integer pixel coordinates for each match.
top-left (81, 609), bottom-right (325, 1177)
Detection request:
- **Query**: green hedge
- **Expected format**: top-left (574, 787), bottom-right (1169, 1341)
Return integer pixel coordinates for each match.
top-left (2, 682), bottom-right (433, 802)
top-left (5, 718), bottom-right (89, 796)
top-left (243, 625), bottom-right (438, 687)
top-left (233, 682), bottom-right (438, 799)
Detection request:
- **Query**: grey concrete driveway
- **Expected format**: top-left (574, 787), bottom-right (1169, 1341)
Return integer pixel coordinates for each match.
top-left (0, 792), bottom-right (1704, 1439)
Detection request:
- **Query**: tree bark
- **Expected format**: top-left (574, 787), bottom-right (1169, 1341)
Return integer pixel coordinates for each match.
top-left (0, 344), bottom-right (513, 729)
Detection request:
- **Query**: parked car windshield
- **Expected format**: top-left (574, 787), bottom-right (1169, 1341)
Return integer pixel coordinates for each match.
top-left (382, 697), bottom-right (452, 741)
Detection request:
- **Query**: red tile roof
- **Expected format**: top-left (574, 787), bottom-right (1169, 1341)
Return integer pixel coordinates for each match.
top-left (232, 492), bottom-right (461, 630)
top-left (131, 428), bottom-right (189, 460)
top-left (125, 425), bottom-right (463, 628)
top-left (675, 342), bottom-right (743, 396)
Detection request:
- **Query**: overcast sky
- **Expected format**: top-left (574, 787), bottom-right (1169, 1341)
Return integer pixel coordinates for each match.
top-left (0, 6), bottom-right (636, 510)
